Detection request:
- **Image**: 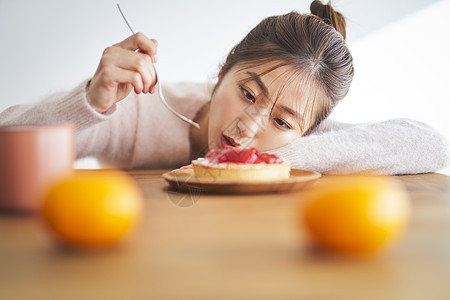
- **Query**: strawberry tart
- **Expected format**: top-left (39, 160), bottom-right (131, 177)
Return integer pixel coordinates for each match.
top-left (192, 146), bottom-right (291, 182)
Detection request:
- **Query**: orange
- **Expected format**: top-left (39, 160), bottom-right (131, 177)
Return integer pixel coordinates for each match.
top-left (301, 176), bottom-right (411, 255)
top-left (41, 170), bottom-right (143, 249)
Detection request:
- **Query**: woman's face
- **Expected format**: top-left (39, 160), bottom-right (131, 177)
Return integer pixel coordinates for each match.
top-left (208, 63), bottom-right (312, 151)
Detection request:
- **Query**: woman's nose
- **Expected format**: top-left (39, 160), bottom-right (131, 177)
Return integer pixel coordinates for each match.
top-left (236, 108), bottom-right (269, 138)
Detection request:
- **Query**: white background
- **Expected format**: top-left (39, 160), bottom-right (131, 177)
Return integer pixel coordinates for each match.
top-left (0, 0), bottom-right (448, 174)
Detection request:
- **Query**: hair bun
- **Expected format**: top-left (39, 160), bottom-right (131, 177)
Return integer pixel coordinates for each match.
top-left (310, 0), bottom-right (346, 39)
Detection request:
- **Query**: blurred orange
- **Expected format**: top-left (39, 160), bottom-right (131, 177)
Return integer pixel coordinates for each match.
top-left (42, 170), bottom-right (143, 249)
top-left (301, 176), bottom-right (411, 255)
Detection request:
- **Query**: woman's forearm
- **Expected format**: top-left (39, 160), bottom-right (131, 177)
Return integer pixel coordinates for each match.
top-left (0, 79), bottom-right (117, 131)
top-left (268, 118), bottom-right (449, 175)
top-left (0, 80), bottom-right (124, 161)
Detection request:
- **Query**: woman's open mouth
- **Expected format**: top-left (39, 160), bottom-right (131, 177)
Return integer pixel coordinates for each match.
top-left (221, 134), bottom-right (241, 148)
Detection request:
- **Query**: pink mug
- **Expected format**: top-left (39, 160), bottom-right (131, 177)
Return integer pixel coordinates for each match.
top-left (0, 125), bottom-right (75, 212)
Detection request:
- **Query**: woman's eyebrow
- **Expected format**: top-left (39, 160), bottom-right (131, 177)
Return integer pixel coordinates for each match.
top-left (246, 72), bottom-right (268, 97)
top-left (278, 105), bottom-right (303, 121)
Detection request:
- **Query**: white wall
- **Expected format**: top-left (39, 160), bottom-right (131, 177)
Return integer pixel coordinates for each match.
top-left (1, 0), bottom-right (448, 174)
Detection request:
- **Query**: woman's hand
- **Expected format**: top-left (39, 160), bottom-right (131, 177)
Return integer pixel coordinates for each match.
top-left (87, 33), bottom-right (158, 113)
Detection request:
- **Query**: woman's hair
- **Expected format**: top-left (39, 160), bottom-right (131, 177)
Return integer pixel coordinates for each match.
top-left (214, 0), bottom-right (354, 135)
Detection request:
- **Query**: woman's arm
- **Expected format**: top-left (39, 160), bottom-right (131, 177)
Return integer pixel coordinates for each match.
top-left (1, 32), bottom-right (158, 128)
top-left (267, 118), bottom-right (449, 175)
top-left (0, 78), bottom-right (212, 169)
top-left (0, 79), bottom-right (116, 130)
top-left (0, 33), bottom-right (161, 168)
top-left (0, 79), bottom-right (140, 167)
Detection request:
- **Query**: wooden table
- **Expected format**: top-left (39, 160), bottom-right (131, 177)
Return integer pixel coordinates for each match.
top-left (1, 170), bottom-right (450, 300)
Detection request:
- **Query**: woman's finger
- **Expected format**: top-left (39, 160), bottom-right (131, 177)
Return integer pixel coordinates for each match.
top-left (99, 65), bottom-right (145, 94)
top-left (115, 32), bottom-right (158, 62)
top-left (104, 47), bottom-right (156, 93)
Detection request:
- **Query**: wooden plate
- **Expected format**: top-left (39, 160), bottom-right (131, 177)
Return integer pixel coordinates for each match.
top-left (162, 168), bottom-right (321, 194)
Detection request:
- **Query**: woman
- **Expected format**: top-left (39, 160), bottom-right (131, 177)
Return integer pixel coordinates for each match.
top-left (0, 1), bottom-right (448, 174)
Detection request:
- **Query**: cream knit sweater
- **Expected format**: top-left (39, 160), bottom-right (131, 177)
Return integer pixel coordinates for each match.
top-left (0, 80), bottom-right (448, 174)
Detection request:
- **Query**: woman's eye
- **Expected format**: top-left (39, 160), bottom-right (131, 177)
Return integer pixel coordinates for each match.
top-left (240, 87), bottom-right (255, 103)
top-left (274, 118), bottom-right (291, 129)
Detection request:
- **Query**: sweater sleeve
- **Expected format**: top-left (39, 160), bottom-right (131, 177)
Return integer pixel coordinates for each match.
top-left (0, 79), bottom-right (118, 130)
top-left (267, 118), bottom-right (449, 175)
top-left (0, 79), bottom-right (131, 164)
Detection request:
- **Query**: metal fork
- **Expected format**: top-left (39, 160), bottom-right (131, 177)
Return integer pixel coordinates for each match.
top-left (117, 4), bottom-right (200, 128)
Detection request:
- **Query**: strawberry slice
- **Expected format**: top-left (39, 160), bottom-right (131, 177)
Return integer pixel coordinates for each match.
top-left (205, 146), bottom-right (283, 164)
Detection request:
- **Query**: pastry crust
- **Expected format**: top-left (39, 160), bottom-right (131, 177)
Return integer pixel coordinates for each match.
top-left (192, 158), bottom-right (291, 182)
